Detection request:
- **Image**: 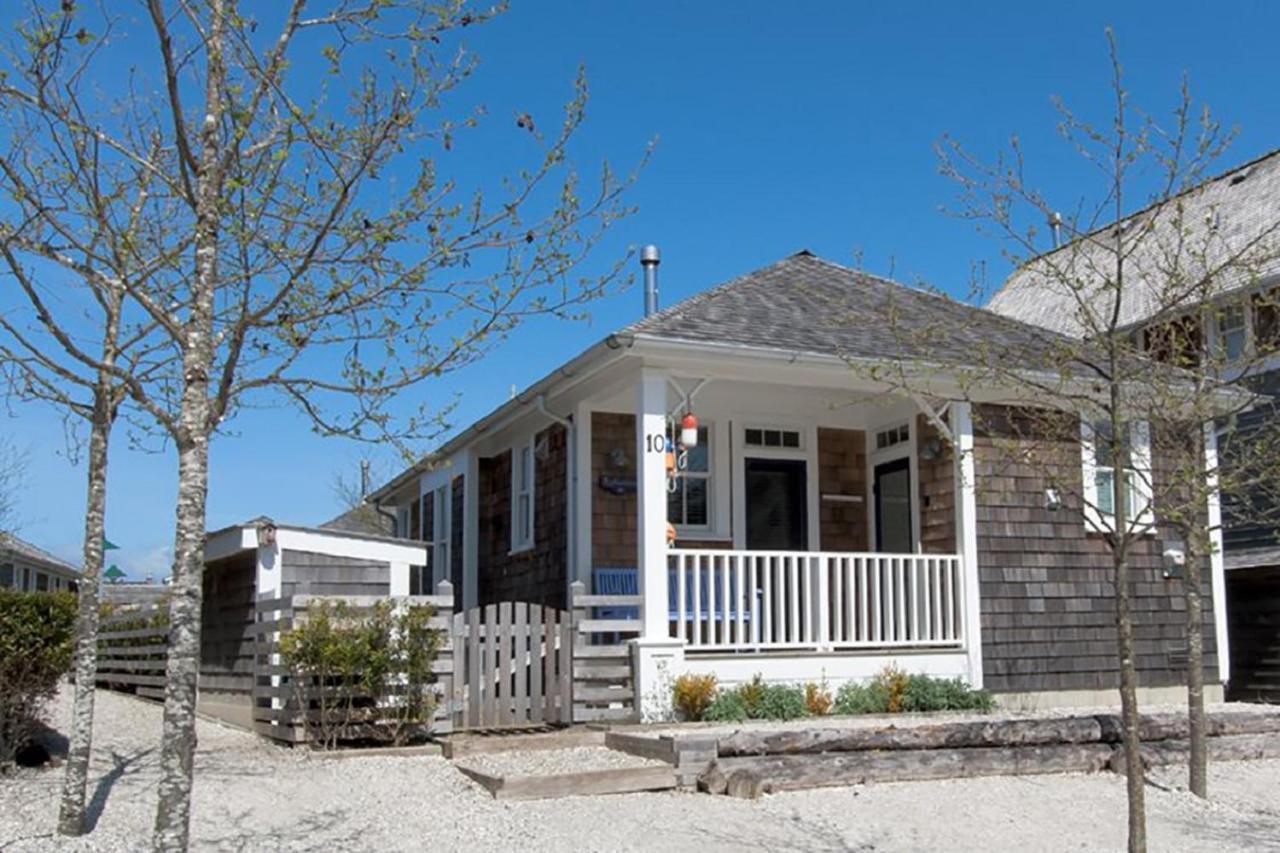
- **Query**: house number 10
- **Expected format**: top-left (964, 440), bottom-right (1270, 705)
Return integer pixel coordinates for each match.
top-left (644, 434), bottom-right (667, 453)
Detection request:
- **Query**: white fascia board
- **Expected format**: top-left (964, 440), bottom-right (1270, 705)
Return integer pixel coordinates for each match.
top-left (204, 526), bottom-right (258, 562)
top-left (275, 527), bottom-right (427, 566)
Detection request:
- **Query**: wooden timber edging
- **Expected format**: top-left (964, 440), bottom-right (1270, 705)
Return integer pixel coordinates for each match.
top-left (456, 763), bottom-right (678, 800)
top-left (605, 709), bottom-right (1280, 794)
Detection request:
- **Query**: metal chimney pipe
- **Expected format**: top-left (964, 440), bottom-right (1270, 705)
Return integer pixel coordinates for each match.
top-left (641, 244), bottom-right (660, 317)
top-left (1048, 211), bottom-right (1063, 248)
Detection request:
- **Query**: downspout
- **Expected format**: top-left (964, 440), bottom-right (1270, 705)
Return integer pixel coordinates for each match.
top-left (536, 395), bottom-right (576, 601)
top-left (371, 497), bottom-right (399, 537)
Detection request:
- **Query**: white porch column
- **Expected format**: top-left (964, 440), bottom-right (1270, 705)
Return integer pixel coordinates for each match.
top-left (632, 367), bottom-right (685, 721)
top-left (637, 367), bottom-right (671, 638)
top-left (463, 451), bottom-right (480, 611)
top-left (952, 402), bottom-right (984, 688)
top-left (573, 401), bottom-right (594, 591)
top-left (1204, 423), bottom-right (1230, 686)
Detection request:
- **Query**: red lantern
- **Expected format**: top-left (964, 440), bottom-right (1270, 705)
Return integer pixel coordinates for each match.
top-left (680, 412), bottom-right (699, 448)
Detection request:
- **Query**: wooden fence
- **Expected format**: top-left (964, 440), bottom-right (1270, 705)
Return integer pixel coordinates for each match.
top-left (249, 580), bottom-right (643, 745)
top-left (569, 581), bottom-right (641, 724)
top-left (95, 604), bottom-right (171, 701)
top-left (251, 584), bottom-right (457, 744)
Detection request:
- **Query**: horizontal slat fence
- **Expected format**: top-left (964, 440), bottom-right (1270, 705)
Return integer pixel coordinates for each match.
top-left (570, 581), bottom-right (640, 724)
top-left (253, 583), bottom-right (456, 745)
top-left (668, 549), bottom-right (964, 653)
top-left (95, 604), bottom-right (171, 700)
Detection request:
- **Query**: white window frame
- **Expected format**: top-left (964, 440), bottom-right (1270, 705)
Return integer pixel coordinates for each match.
top-left (430, 483), bottom-right (451, 587)
top-left (1081, 419), bottom-right (1155, 534)
top-left (510, 436), bottom-right (535, 553)
top-left (668, 421), bottom-right (714, 532)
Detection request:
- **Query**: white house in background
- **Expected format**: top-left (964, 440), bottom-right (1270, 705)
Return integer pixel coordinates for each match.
top-left (0, 534), bottom-right (80, 592)
top-left (365, 248), bottom-right (1230, 716)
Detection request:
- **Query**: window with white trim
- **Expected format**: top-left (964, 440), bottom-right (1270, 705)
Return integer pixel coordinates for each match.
top-left (668, 424), bottom-right (711, 528)
top-left (431, 484), bottom-right (451, 586)
top-left (1213, 302), bottom-right (1248, 362)
top-left (511, 438), bottom-right (535, 551)
top-left (1082, 419), bottom-right (1154, 532)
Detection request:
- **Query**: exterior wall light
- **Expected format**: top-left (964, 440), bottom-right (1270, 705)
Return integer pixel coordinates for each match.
top-left (256, 520), bottom-right (278, 548)
top-left (1044, 487), bottom-right (1062, 511)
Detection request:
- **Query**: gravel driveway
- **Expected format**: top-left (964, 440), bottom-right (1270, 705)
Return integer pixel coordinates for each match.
top-left (2, 686), bottom-right (1278, 852)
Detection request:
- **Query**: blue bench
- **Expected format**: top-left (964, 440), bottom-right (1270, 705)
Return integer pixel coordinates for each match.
top-left (591, 567), bottom-right (753, 622)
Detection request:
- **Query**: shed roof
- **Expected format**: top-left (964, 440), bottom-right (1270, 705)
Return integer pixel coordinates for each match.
top-left (0, 534), bottom-right (80, 577)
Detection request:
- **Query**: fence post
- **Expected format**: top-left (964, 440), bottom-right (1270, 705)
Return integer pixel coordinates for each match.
top-left (433, 580), bottom-right (459, 730)
top-left (569, 580), bottom-right (586, 724)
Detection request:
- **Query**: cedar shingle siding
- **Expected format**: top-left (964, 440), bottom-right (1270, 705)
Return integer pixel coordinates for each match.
top-left (917, 415), bottom-right (957, 553)
top-left (477, 423), bottom-right (568, 608)
top-left (200, 551), bottom-right (257, 694)
top-left (974, 404), bottom-right (1219, 693)
top-left (591, 412), bottom-right (638, 568)
top-left (281, 550), bottom-right (390, 597)
top-left (817, 428), bottom-right (867, 552)
top-left (451, 474), bottom-right (465, 591)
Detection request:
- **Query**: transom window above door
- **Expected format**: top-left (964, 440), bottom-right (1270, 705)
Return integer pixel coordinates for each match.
top-left (875, 423), bottom-right (910, 451)
top-left (743, 426), bottom-right (802, 449)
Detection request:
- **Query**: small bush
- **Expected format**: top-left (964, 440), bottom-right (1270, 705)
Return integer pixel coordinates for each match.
top-left (279, 599), bottom-right (443, 749)
top-left (672, 673), bottom-right (717, 722)
top-left (833, 668), bottom-right (994, 716)
top-left (702, 674), bottom-right (809, 722)
top-left (834, 682), bottom-right (882, 715)
top-left (0, 590), bottom-right (76, 770)
top-left (804, 681), bottom-right (833, 716)
top-left (704, 689), bottom-right (749, 722)
top-left (878, 663), bottom-right (910, 713)
top-left (901, 675), bottom-right (995, 712)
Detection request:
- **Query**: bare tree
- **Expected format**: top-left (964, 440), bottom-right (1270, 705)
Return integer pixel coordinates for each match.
top-left (0, 2), bottom-right (640, 847)
top-left (0, 436), bottom-right (29, 540)
top-left (854, 32), bottom-right (1280, 851)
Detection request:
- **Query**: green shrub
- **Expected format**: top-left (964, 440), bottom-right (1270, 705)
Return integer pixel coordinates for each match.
top-left (0, 590), bottom-right (76, 769)
top-left (702, 674), bottom-right (809, 722)
top-left (703, 689), bottom-right (748, 722)
top-left (672, 673), bottom-right (717, 722)
top-left (278, 599), bottom-right (443, 749)
top-left (833, 670), bottom-right (994, 716)
top-left (901, 675), bottom-right (995, 712)
top-left (833, 680), bottom-right (890, 715)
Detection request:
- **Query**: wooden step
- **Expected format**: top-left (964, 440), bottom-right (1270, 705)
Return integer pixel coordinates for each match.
top-left (456, 763), bottom-right (677, 800)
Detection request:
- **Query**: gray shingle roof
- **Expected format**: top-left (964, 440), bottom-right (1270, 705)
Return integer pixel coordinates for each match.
top-left (988, 148), bottom-right (1280, 336)
top-left (624, 250), bottom-right (1092, 372)
top-left (0, 534), bottom-right (80, 576)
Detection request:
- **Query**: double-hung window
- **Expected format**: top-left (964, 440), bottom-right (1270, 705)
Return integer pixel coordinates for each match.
top-left (1214, 303), bottom-right (1248, 362)
top-left (1082, 419), bottom-right (1154, 532)
top-left (667, 425), bottom-right (710, 528)
top-left (511, 438), bottom-right (535, 552)
top-left (431, 485), bottom-right (451, 586)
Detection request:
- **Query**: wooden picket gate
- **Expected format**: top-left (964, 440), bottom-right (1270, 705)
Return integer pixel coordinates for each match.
top-left (449, 602), bottom-right (574, 729)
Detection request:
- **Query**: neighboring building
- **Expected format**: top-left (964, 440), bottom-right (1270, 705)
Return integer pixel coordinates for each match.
top-left (989, 149), bottom-right (1280, 701)
top-left (0, 534), bottom-right (80, 592)
top-left (369, 249), bottom-right (1229, 712)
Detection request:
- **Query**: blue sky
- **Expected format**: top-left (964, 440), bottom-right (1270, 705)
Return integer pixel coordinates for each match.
top-left (7, 0), bottom-right (1280, 576)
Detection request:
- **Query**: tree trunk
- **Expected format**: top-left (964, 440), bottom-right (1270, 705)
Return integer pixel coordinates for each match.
top-left (56, 398), bottom-right (112, 836)
top-left (1183, 544), bottom-right (1208, 797)
top-left (152, 4), bottom-right (224, 849)
top-left (151, 432), bottom-right (210, 851)
top-left (1114, 550), bottom-right (1147, 853)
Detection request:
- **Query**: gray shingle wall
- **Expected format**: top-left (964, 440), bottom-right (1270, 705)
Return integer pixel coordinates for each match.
top-left (281, 549), bottom-right (390, 598)
top-left (975, 404), bottom-right (1219, 693)
top-left (200, 551), bottom-right (256, 693)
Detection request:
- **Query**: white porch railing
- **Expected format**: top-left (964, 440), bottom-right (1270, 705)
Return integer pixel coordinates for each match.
top-left (667, 549), bottom-right (964, 652)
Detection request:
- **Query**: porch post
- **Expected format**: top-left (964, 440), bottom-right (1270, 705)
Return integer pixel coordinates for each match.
top-left (637, 367), bottom-right (670, 638)
top-left (632, 366), bottom-right (685, 721)
top-left (952, 402), bottom-right (985, 688)
top-left (1204, 423), bottom-right (1230, 686)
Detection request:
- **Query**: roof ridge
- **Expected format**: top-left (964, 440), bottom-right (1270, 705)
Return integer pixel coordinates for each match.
top-left (995, 145), bottom-right (1280, 294)
top-left (623, 254), bottom-right (807, 332)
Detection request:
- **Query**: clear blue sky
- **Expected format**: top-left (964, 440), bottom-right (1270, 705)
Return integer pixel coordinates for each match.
top-left (8, 1), bottom-right (1280, 576)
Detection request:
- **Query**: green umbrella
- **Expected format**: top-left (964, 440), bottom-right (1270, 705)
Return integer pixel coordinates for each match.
top-left (103, 538), bottom-right (120, 551)
top-left (103, 565), bottom-right (126, 582)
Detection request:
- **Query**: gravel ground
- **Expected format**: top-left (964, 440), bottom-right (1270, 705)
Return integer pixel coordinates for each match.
top-left (1, 686), bottom-right (1278, 852)
top-left (456, 746), bottom-right (666, 778)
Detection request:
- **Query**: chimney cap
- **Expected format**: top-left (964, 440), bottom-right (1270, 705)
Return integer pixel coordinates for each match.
top-left (640, 244), bottom-right (660, 265)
